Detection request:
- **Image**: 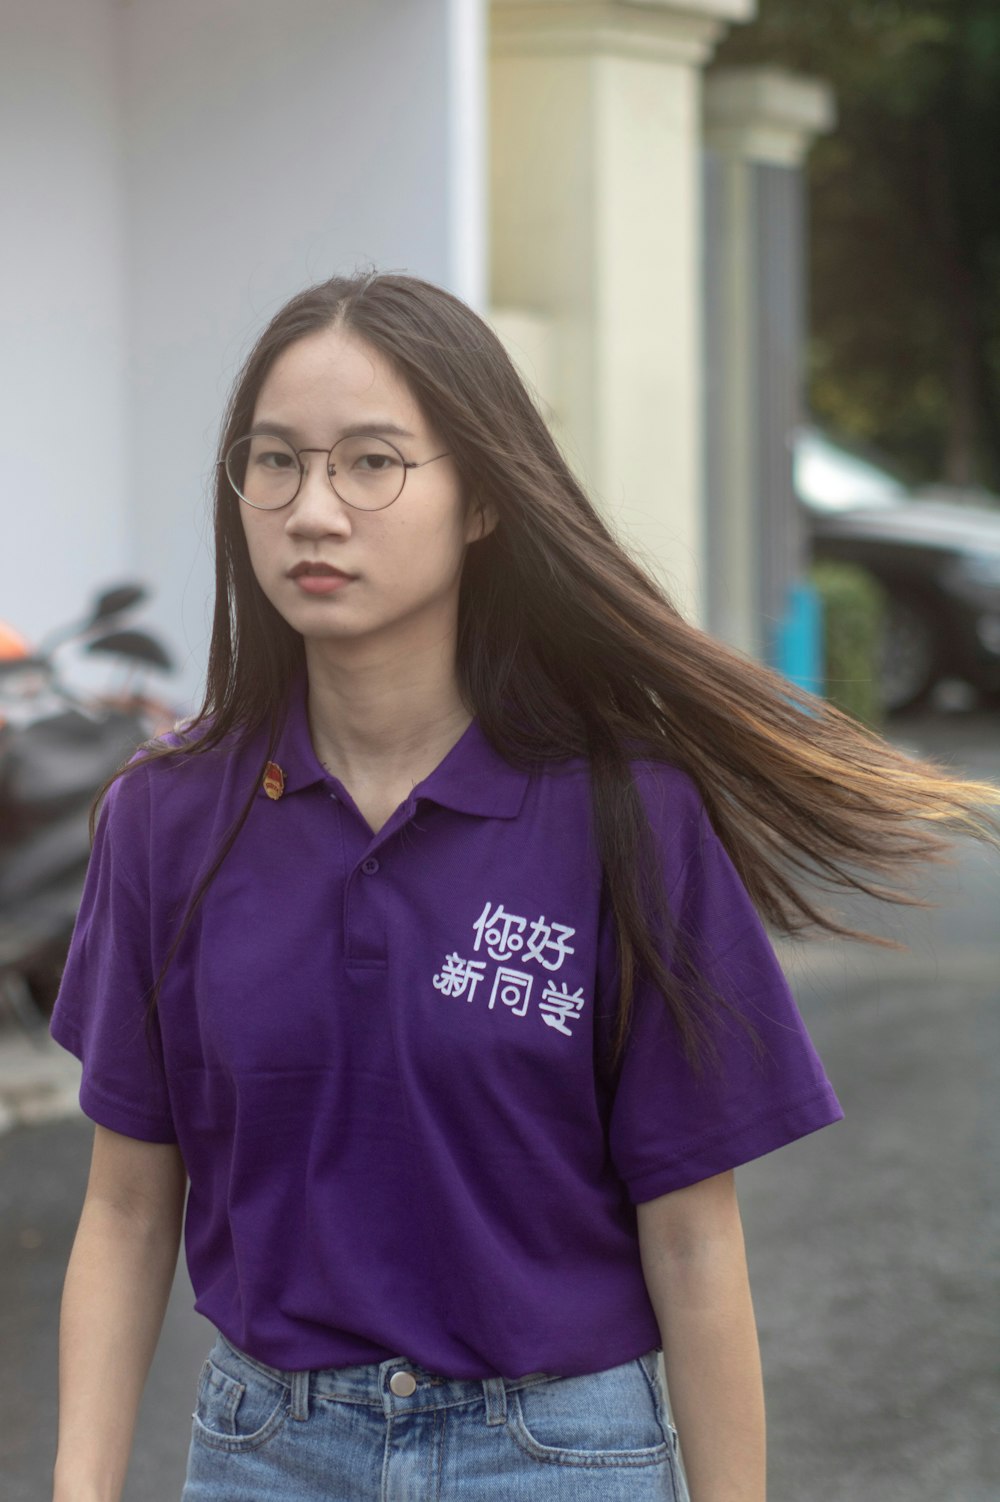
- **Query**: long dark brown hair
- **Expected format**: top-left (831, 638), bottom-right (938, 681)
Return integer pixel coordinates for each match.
top-left (111, 271), bottom-right (1000, 1073)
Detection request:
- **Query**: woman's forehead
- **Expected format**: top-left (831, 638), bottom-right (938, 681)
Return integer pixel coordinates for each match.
top-left (254, 326), bottom-right (422, 431)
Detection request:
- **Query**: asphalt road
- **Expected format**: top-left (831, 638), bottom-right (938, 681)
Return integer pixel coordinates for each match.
top-left (1, 709), bottom-right (997, 1502)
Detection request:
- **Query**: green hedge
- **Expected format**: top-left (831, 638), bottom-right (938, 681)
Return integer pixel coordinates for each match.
top-left (809, 561), bottom-right (887, 728)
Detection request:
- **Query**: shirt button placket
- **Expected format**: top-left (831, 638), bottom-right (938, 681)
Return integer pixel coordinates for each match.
top-left (345, 853), bottom-right (388, 967)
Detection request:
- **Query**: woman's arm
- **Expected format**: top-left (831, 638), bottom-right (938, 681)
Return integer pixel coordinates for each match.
top-left (636, 1170), bottom-right (766, 1502)
top-left (52, 1125), bottom-right (187, 1502)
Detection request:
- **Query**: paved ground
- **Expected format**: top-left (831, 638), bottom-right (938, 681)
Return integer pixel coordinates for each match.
top-left (1, 707), bottom-right (997, 1501)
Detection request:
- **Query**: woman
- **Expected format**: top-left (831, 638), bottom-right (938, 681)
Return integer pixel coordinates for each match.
top-left (49, 272), bottom-right (1000, 1502)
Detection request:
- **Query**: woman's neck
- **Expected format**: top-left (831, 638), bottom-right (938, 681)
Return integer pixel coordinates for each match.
top-left (302, 636), bottom-right (472, 790)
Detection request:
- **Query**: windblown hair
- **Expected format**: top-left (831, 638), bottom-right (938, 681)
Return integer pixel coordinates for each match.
top-left (111, 271), bottom-right (1000, 1073)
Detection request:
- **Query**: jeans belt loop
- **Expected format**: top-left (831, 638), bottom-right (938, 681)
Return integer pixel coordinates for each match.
top-left (481, 1375), bottom-right (507, 1426)
top-left (289, 1367), bottom-right (310, 1422)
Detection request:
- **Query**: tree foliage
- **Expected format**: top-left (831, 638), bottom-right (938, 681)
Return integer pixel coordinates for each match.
top-left (713, 0), bottom-right (1000, 492)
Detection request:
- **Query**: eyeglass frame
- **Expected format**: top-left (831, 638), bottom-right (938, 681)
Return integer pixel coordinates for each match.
top-left (216, 432), bottom-right (452, 513)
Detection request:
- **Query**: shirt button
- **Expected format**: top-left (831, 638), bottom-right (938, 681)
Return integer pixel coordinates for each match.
top-left (361, 857), bottom-right (380, 876)
top-left (389, 1370), bottom-right (417, 1396)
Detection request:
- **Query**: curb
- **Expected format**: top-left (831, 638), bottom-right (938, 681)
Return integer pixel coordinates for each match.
top-left (0, 1024), bottom-right (82, 1136)
top-left (774, 936), bottom-right (1000, 992)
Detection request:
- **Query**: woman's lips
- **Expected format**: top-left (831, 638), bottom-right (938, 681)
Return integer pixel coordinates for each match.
top-left (288, 563), bottom-right (355, 596)
top-left (293, 573), bottom-right (353, 595)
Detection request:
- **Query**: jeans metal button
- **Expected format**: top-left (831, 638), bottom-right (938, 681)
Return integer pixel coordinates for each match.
top-left (389, 1370), bottom-right (417, 1396)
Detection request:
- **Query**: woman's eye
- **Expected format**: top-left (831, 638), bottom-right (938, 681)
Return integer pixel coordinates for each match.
top-left (259, 451), bottom-right (295, 469)
top-left (355, 452), bottom-right (397, 472)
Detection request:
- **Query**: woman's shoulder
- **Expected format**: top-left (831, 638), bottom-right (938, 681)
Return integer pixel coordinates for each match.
top-left (530, 739), bottom-right (706, 805)
top-left (627, 756), bottom-right (708, 822)
top-left (105, 714), bottom-right (268, 825)
top-left (530, 746), bottom-right (712, 873)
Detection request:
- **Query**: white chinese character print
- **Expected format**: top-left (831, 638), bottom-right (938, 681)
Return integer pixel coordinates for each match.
top-left (538, 982), bottom-right (587, 1037)
top-left (523, 915), bottom-right (576, 972)
top-left (488, 967), bottom-right (534, 1017)
top-left (472, 901), bottom-right (527, 962)
top-left (432, 953), bottom-right (487, 1002)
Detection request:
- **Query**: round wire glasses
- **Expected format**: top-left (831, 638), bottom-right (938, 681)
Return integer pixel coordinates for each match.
top-left (219, 432), bottom-right (451, 513)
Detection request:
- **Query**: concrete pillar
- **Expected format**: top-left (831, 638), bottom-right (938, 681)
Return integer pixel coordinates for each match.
top-left (702, 67), bottom-right (835, 659)
top-left (490, 0), bottom-right (755, 623)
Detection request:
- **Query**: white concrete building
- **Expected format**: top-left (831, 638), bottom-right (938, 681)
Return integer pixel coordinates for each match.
top-left (1, 0), bottom-right (831, 706)
top-left (2, 0), bottom-right (484, 703)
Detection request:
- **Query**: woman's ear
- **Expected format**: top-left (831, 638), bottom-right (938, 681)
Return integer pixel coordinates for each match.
top-left (464, 497), bottom-right (499, 543)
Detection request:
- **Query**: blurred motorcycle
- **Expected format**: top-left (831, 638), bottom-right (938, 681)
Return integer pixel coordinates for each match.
top-left (0, 583), bottom-right (176, 1036)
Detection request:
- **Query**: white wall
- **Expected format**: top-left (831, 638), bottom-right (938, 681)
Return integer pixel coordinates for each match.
top-left (3, 0), bottom-right (484, 705)
top-left (0, 0), bottom-right (129, 645)
top-left (122, 0), bottom-right (471, 702)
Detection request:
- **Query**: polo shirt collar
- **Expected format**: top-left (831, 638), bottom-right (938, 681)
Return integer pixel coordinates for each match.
top-left (258, 679), bottom-right (530, 820)
top-left (416, 717), bottom-right (530, 820)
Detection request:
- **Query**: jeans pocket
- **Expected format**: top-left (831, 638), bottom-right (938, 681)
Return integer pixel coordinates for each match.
top-left (191, 1344), bottom-right (290, 1453)
top-left (507, 1353), bottom-right (674, 1468)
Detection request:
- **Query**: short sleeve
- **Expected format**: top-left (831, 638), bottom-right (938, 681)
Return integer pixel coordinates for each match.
top-left (48, 769), bottom-right (177, 1143)
top-left (603, 769), bottom-right (842, 1204)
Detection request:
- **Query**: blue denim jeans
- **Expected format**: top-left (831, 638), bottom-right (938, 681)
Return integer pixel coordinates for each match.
top-left (181, 1328), bottom-right (689, 1500)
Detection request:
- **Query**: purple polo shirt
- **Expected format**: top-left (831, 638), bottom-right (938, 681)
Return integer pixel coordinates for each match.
top-left (49, 685), bottom-right (842, 1378)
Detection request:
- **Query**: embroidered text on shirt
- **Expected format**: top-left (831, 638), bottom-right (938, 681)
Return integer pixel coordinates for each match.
top-left (432, 901), bottom-right (587, 1037)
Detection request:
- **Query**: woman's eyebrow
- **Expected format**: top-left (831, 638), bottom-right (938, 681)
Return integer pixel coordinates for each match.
top-left (248, 419), bottom-right (416, 442)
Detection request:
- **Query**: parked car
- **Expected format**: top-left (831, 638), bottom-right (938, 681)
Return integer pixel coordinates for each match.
top-left (794, 426), bottom-right (1000, 712)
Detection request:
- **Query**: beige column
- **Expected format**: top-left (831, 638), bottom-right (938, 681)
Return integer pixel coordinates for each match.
top-left (702, 68), bottom-right (836, 656)
top-left (490, 0), bottom-right (755, 623)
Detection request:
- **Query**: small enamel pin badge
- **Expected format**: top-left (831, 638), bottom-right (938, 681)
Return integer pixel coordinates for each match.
top-left (263, 761), bottom-right (285, 800)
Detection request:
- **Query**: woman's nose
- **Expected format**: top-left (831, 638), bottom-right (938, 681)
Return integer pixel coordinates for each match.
top-left (285, 452), bottom-right (352, 535)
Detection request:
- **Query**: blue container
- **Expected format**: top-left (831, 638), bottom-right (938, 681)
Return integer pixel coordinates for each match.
top-left (771, 579), bottom-right (823, 695)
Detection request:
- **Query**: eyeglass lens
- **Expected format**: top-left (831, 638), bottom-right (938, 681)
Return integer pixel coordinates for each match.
top-left (225, 434), bottom-right (407, 511)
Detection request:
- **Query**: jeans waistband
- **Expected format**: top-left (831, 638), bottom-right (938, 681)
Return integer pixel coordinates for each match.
top-left (213, 1329), bottom-right (587, 1426)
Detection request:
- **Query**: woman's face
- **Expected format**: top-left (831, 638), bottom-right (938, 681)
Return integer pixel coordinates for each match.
top-left (238, 324), bottom-right (484, 658)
